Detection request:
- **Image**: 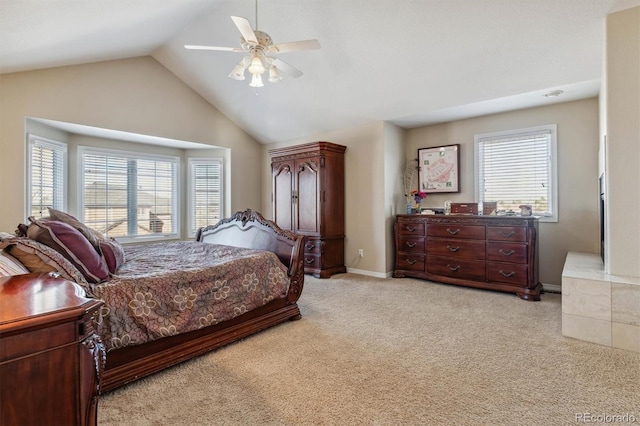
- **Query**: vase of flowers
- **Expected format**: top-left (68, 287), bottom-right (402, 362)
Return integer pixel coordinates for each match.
top-left (410, 190), bottom-right (427, 213)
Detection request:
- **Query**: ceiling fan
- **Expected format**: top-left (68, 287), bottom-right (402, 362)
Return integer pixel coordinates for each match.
top-left (185, 8), bottom-right (320, 88)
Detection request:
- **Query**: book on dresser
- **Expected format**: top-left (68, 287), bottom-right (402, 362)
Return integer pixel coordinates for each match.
top-left (393, 214), bottom-right (542, 301)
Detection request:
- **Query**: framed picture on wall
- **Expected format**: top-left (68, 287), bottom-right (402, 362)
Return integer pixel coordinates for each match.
top-left (418, 144), bottom-right (460, 193)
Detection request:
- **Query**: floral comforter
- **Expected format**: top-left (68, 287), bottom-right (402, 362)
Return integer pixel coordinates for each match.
top-left (88, 241), bottom-right (290, 352)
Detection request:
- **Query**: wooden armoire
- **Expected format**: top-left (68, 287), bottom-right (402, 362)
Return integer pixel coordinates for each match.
top-left (269, 141), bottom-right (346, 278)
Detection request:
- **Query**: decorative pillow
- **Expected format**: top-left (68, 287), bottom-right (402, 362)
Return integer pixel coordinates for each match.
top-left (99, 238), bottom-right (126, 274)
top-left (0, 238), bottom-right (88, 285)
top-left (26, 218), bottom-right (109, 283)
top-left (0, 250), bottom-right (29, 276)
top-left (47, 207), bottom-right (104, 251)
top-left (0, 232), bottom-right (17, 240)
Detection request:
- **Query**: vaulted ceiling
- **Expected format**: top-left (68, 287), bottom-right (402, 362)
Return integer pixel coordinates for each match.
top-left (1, 0), bottom-right (638, 143)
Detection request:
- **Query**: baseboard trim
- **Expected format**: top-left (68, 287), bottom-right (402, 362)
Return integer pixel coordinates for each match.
top-left (543, 283), bottom-right (561, 293)
top-left (345, 268), bottom-right (391, 279)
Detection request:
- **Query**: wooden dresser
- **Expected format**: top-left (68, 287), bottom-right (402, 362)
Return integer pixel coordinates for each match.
top-left (269, 142), bottom-right (346, 278)
top-left (394, 214), bottom-right (542, 300)
top-left (0, 273), bottom-right (105, 426)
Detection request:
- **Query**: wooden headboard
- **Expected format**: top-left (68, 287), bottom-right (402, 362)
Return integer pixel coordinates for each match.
top-left (196, 209), bottom-right (302, 276)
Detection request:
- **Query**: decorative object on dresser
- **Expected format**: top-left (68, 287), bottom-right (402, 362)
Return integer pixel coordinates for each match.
top-left (393, 214), bottom-right (542, 301)
top-left (0, 273), bottom-right (105, 426)
top-left (403, 159), bottom-right (419, 214)
top-left (450, 202), bottom-right (478, 215)
top-left (269, 141), bottom-right (347, 278)
top-left (411, 190), bottom-right (427, 213)
top-left (417, 144), bottom-right (460, 193)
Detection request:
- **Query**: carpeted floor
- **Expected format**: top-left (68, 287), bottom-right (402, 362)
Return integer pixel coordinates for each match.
top-left (98, 274), bottom-right (640, 425)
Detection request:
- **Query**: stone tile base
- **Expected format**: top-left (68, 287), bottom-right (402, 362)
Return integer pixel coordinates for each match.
top-left (561, 252), bottom-right (640, 353)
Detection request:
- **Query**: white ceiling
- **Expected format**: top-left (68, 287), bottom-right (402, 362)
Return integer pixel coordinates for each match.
top-left (2, 0), bottom-right (639, 144)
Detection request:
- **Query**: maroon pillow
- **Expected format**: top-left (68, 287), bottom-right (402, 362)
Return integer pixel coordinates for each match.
top-left (47, 207), bottom-right (103, 251)
top-left (99, 238), bottom-right (125, 274)
top-left (27, 218), bottom-right (110, 283)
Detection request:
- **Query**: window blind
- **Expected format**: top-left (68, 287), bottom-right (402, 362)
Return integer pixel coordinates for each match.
top-left (188, 159), bottom-right (223, 236)
top-left (28, 136), bottom-right (66, 218)
top-left (80, 148), bottom-right (178, 239)
top-left (475, 125), bottom-right (556, 219)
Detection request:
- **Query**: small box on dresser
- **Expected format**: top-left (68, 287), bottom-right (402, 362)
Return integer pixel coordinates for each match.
top-left (394, 214), bottom-right (542, 301)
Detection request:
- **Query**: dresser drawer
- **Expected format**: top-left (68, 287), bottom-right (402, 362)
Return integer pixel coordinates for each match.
top-left (396, 254), bottom-right (425, 272)
top-left (487, 226), bottom-right (526, 242)
top-left (427, 238), bottom-right (485, 259)
top-left (397, 221), bottom-right (425, 236)
top-left (427, 224), bottom-right (485, 240)
top-left (427, 255), bottom-right (485, 281)
top-left (487, 262), bottom-right (528, 285)
top-left (303, 254), bottom-right (322, 269)
top-left (487, 243), bottom-right (527, 264)
top-left (0, 322), bottom-right (76, 361)
top-left (303, 238), bottom-right (322, 254)
top-left (398, 236), bottom-right (425, 253)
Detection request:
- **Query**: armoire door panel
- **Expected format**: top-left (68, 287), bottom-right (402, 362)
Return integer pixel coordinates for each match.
top-left (296, 159), bottom-right (320, 234)
top-left (273, 163), bottom-right (294, 231)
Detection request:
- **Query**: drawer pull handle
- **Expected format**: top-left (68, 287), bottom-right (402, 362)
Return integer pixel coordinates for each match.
top-left (447, 228), bottom-right (460, 235)
top-left (406, 226), bottom-right (416, 232)
top-left (499, 270), bottom-right (515, 277)
top-left (305, 243), bottom-right (315, 250)
top-left (447, 264), bottom-right (460, 271)
top-left (406, 242), bottom-right (417, 248)
top-left (447, 245), bottom-right (460, 252)
top-left (499, 231), bottom-right (516, 238)
top-left (406, 259), bottom-right (417, 265)
top-left (305, 258), bottom-right (315, 264)
top-left (499, 249), bottom-right (515, 256)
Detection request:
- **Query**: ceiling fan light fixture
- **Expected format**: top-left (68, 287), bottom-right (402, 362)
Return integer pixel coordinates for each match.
top-left (250, 73), bottom-right (264, 88)
top-left (248, 55), bottom-right (265, 75)
top-left (268, 66), bottom-right (282, 83)
top-left (185, 12), bottom-right (319, 89)
top-left (228, 61), bottom-right (248, 80)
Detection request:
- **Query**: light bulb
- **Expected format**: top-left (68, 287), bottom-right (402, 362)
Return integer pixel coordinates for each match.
top-left (248, 56), bottom-right (265, 75)
top-left (250, 73), bottom-right (264, 88)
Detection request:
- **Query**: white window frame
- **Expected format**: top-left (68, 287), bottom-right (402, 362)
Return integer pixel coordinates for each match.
top-left (26, 134), bottom-right (67, 218)
top-left (187, 158), bottom-right (224, 238)
top-left (474, 124), bottom-right (558, 223)
top-left (77, 146), bottom-right (180, 242)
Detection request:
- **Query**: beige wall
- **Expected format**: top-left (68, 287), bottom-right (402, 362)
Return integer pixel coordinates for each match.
top-left (383, 123), bottom-right (407, 272)
top-left (0, 57), bottom-right (260, 232)
top-left (261, 121), bottom-right (394, 277)
top-left (405, 98), bottom-right (600, 286)
top-left (604, 6), bottom-right (640, 278)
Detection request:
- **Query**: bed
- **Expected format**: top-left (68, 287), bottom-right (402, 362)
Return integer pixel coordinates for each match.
top-left (0, 209), bottom-right (304, 394)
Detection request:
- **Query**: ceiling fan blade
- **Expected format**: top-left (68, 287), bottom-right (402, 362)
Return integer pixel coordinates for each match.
top-left (231, 16), bottom-right (258, 45)
top-left (272, 58), bottom-right (303, 78)
top-left (184, 45), bottom-right (244, 52)
top-left (269, 39), bottom-right (320, 53)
